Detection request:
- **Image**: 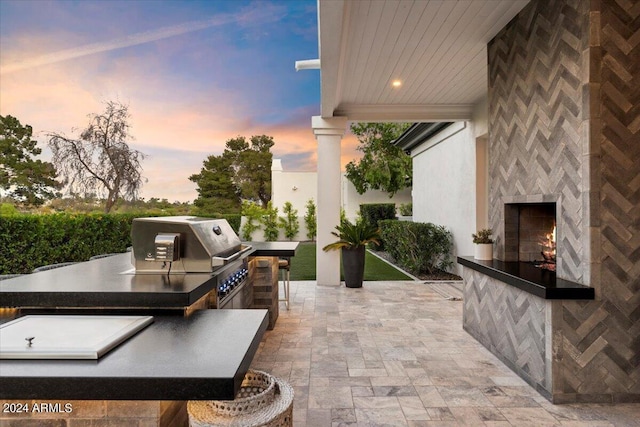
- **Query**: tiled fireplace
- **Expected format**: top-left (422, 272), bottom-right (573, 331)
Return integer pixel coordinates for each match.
top-left (461, 0), bottom-right (639, 404)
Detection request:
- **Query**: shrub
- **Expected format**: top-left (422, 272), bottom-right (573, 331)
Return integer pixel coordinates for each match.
top-left (262, 201), bottom-right (279, 242)
top-left (399, 203), bottom-right (412, 216)
top-left (240, 201), bottom-right (263, 240)
top-left (279, 201), bottom-right (299, 241)
top-left (360, 203), bottom-right (396, 226)
top-left (0, 213), bottom-right (137, 274)
top-left (360, 203), bottom-right (396, 250)
top-left (0, 203), bottom-right (19, 216)
top-left (304, 199), bottom-right (317, 241)
top-left (379, 219), bottom-right (453, 275)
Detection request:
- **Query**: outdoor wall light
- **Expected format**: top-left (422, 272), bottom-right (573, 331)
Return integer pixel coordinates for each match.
top-left (292, 186), bottom-right (298, 191)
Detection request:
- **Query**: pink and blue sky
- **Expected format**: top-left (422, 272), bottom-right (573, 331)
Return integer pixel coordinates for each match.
top-left (0, 0), bottom-right (359, 202)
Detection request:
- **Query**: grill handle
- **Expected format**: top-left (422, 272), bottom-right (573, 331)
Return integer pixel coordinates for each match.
top-left (211, 244), bottom-right (253, 267)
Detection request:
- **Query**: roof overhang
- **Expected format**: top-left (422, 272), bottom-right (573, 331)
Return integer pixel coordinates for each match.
top-left (317, 0), bottom-right (529, 122)
top-left (394, 122), bottom-right (452, 152)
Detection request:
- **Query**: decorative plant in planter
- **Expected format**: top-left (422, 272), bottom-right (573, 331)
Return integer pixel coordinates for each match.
top-left (322, 219), bottom-right (380, 288)
top-left (472, 228), bottom-right (494, 260)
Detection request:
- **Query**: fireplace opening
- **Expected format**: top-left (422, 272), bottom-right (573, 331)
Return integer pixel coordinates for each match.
top-left (504, 202), bottom-right (557, 271)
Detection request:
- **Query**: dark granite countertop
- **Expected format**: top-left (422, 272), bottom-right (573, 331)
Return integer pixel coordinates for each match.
top-left (245, 241), bottom-right (299, 258)
top-left (0, 309), bottom-right (268, 400)
top-left (0, 253), bottom-right (236, 309)
top-left (457, 256), bottom-right (594, 300)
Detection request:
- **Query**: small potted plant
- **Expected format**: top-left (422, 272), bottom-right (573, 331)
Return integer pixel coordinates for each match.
top-left (472, 228), bottom-right (494, 260)
top-left (323, 218), bottom-right (380, 288)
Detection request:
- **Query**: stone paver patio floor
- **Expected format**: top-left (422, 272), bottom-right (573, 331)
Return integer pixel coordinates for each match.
top-left (250, 281), bottom-right (640, 427)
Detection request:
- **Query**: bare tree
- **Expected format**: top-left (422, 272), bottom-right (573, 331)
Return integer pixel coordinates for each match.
top-left (47, 101), bottom-right (145, 213)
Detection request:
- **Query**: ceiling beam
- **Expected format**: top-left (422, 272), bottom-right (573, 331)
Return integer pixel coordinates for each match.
top-left (333, 103), bottom-right (474, 122)
top-left (318, 0), bottom-right (347, 118)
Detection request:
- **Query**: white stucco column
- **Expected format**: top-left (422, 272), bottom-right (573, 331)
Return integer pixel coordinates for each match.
top-left (312, 116), bottom-right (348, 286)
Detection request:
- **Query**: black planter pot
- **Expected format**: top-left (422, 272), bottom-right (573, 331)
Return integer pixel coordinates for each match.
top-left (341, 246), bottom-right (366, 288)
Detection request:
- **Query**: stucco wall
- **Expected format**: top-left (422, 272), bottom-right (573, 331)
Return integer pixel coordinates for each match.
top-left (412, 122), bottom-right (479, 274)
top-left (255, 160), bottom-right (412, 242)
top-left (271, 159), bottom-right (412, 223)
top-left (342, 182), bottom-right (411, 220)
top-left (271, 160), bottom-right (318, 215)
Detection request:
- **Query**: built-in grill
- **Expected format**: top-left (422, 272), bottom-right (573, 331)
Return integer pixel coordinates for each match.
top-left (131, 216), bottom-right (252, 309)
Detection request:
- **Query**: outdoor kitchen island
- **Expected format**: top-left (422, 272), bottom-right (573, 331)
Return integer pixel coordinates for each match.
top-left (0, 217), bottom-right (298, 426)
top-left (247, 241), bottom-right (299, 329)
top-left (0, 251), bottom-right (272, 426)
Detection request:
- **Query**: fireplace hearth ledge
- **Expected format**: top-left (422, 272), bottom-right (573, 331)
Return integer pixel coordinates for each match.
top-left (457, 256), bottom-right (594, 300)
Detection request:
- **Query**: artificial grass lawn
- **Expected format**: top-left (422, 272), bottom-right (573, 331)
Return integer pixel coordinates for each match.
top-left (288, 242), bottom-right (413, 281)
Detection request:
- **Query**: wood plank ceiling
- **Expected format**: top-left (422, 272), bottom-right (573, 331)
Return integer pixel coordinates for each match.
top-left (318, 0), bottom-right (530, 121)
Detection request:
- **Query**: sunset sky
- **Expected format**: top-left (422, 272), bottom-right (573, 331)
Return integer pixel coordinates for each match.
top-left (0, 0), bottom-right (359, 202)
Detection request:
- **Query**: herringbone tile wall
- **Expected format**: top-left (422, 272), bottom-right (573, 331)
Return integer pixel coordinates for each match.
top-left (462, 268), bottom-right (551, 398)
top-left (486, 0), bottom-right (639, 403)
top-left (566, 0), bottom-right (640, 403)
top-left (488, 0), bottom-right (590, 283)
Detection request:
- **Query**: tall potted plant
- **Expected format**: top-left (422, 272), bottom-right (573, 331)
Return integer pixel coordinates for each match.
top-left (472, 228), bottom-right (494, 260)
top-left (323, 219), bottom-right (380, 288)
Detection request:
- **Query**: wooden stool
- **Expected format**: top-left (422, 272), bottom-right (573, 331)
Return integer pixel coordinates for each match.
top-left (278, 258), bottom-right (290, 310)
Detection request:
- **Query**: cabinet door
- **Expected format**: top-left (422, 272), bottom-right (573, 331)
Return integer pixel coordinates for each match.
top-left (231, 289), bottom-right (244, 309)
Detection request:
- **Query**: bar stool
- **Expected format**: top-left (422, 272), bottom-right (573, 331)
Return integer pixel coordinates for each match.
top-left (278, 257), bottom-right (290, 310)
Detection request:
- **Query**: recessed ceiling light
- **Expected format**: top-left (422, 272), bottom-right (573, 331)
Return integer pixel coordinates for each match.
top-left (391, 80), bottom-right (402, 88)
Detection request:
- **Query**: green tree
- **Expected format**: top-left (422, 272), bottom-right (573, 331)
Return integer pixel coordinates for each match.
top-left (224, 135), bottom-right (273, 208)
top-left (191, 135), bottom-right (274, 212)
top-left (47, 194), bottom-right (102, 213)
top-left (240, 201), bottom-right (264, 240)
top-left (0, 115), bottom-right (62, 206)
top-left (304, 198), bottom-right (317, 241)
top-left (189, 154), bottom-right (240, 215)
top-left (47, 101), bottom-right (146, 213)
top-left (279, 201), bottom-right (299, 241)
top-left (262, 201), bottom-right (279, 242)
top-left (345, 122), bottom-right (412, 196)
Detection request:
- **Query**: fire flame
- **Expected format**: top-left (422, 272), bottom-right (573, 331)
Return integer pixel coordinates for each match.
top-left (541, 225), bottom-right (556, 264)
top-left (547, 226), bottom-right (556, 248)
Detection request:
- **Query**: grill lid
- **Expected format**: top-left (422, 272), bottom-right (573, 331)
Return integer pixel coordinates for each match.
top-left (131, 216), bottom-right (247, 274)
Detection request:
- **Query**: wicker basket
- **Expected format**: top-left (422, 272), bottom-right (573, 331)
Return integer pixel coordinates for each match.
top-left (188, 370), bottom-right (293, 427)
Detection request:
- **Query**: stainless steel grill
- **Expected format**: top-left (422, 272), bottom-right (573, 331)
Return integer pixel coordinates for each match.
top-left (131, 216), bottom-right (251, 274)
top-left (131, 216), bottom-right (252, 309)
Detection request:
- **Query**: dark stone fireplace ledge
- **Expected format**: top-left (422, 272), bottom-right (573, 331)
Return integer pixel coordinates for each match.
top-left (457, 256), bottom-right (595, 300)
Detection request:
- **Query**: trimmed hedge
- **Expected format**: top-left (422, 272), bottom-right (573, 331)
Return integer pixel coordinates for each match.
top-left (0, 212), bottom-right (243, 274)
top-left (360, 203), bottom-right (396, 226)
top-left (222, 214), bottom-right (241, 234)
top-left (379, 219), bottom-right (453, 275)
top-left (360, 203), bottom-right (397, 251)
top-left (0, 213), bottom-right (136, 274)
